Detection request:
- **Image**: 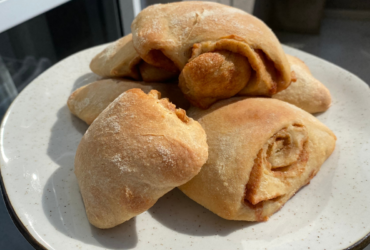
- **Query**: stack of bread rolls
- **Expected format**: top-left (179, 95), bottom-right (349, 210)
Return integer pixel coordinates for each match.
top-left (68, 1), bottom-right (336, 229)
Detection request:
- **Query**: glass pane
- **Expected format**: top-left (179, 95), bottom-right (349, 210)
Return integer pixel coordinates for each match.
top-left (0, 0), bottom-right (121, 120)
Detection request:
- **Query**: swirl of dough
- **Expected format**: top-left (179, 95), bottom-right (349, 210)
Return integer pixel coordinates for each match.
top-left (179, 98), bottom-right (336, 221)
top-left (132, 2), bottom-right (292, 108)
top-left (245, 124), bottom-right (309, 206)
top-left (179, 50), bottom-right (251, 108)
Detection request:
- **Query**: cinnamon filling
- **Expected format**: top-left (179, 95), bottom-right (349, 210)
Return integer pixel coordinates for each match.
top-left (145, 49), bottom-right (179, 73)
top-left (244, 124), bottom-right (309, 208)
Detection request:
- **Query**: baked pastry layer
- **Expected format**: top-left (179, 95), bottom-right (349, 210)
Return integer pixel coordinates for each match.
top-left (180, 97), bottom-right (336, 221)
top-left (67, 78), bottom-right (189, 125)
top-left (75, 89), bottom-right (208, 228)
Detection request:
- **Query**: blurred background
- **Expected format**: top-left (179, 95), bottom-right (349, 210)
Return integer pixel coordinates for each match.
top-left (0, 0), bottom-right (369, 249)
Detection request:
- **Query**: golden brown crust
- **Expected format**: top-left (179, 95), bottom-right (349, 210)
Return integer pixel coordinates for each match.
top-left (67, 78), bottom-right (190, 125)
top-left (179, 98), bottom-right (336, 221)
top-left (191, 39), bottom-right (282, 96)
top-left (132, 2), bottom-right (291, 97)
top-left (272, 54), bottom-right (332, 113)
top-left (178, 50), bottom-right (251, 109)
top-left (75, 89), bottom-right (208, 228)
top-left (237, 48), bottom-right (279, 96)
top-left (89, 34), bottom-right (178, 81)
top-left (90, 34), bottom-right (142, 79)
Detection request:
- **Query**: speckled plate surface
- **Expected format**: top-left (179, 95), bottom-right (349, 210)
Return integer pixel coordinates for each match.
top-left (1, 44), bottom-right (370, 250)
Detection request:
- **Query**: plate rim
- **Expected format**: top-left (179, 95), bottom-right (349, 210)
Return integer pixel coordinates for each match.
top-left (0, 172), bottom-right (369, 250)
top-left (0, 170), bottom-right (46, 250)
top-left (0, 44), bottom-right (369, 250)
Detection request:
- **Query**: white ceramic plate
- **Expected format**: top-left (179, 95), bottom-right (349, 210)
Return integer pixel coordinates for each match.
top-left (1, 45), bottom-right (370, 250)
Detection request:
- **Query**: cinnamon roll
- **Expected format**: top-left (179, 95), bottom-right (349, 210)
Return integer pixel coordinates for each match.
top-left (75, 89), bottom-right (208, 228)
top-left (179, 97), bottom-right (336, 221)
top-left (132, 2), bottom-right (292, 108)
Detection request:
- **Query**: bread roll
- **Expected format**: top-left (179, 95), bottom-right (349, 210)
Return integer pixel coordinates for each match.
top-left (272, 54), bottom-right (332, 113)
top-left (75, 89), bottom-right (208, 228)
top-left (179, 98), bottom-right (336, 221)
top-left (132, 2), bottom-right (291, 108)
top-left (90, 34), bottom-right (177, 82)
top-left (67, 78), bottom-right (189, 125)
